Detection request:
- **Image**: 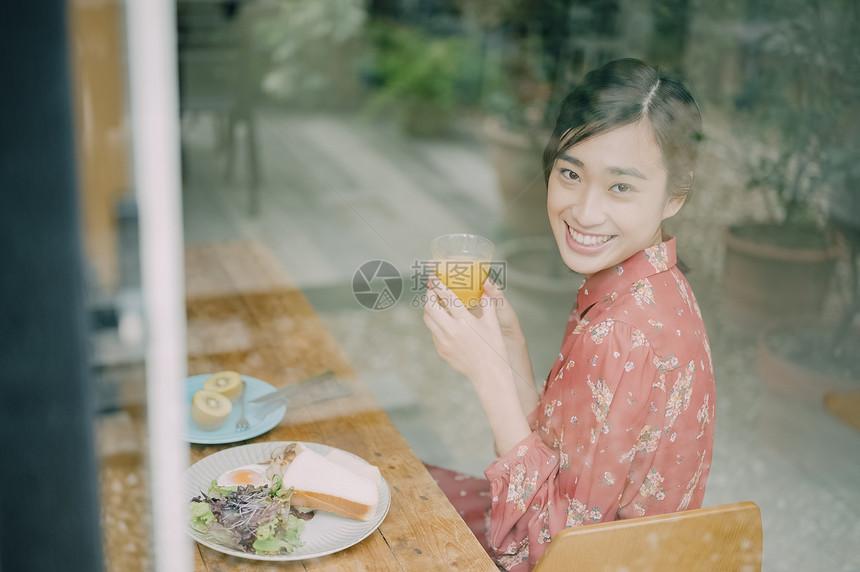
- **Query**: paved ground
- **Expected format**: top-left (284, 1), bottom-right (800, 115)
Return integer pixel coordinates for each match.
top-left (182, 107), bottom-right (860, 571)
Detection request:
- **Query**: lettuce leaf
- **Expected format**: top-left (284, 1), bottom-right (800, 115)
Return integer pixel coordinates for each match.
top-left (252, 514), bottom-right (305, 555)
top-left (189, 501), bottom-right (216, 533)
top-left (207, 480), bottom-right (237, 498)
top-left (269, 474), bottom-right (295, 502)
top-left (190, 478), bottom-right (305, 555)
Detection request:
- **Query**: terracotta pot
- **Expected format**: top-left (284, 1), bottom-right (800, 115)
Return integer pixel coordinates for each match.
top-left (722, 223), bottom-right (842, 330)
top-left (755, 319), bottom-right (860, 401)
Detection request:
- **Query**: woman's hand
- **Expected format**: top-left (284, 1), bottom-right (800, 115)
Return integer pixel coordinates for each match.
top-left (423, 275), bottom-right (533, 454)
top-left (423, 276), bottom-right (509, 384)
top-left (483, 278), bottom-right (540, 416)
top-left (483, 278), bottom-right (524, 344)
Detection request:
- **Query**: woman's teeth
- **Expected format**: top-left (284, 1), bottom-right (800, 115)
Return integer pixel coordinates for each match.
top-left (569, 227), bottom-right (613, 246)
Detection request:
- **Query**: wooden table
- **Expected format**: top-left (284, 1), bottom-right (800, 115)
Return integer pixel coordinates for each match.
top-left (824, 391), bottom-right (860, 432)
top-left (185, 239), bottom-right (497, 571)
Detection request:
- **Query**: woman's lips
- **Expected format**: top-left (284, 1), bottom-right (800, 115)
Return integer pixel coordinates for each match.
top-left (565, 222), bottom-right (615, 253)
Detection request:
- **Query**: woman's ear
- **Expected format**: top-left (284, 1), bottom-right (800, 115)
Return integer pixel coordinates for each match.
top-left (661, 195), bottom-right (686, 220)
top-left (662, 171), bottom-right (693, 220)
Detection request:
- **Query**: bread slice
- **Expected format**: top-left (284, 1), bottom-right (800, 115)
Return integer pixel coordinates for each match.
top-left (325, 449), bottom-right (383, 486)
top-left (282, 446), bottom-right (379, 521)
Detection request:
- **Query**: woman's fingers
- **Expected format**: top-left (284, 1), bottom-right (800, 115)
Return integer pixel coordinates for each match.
top-left (423, 288), bottom-right (449, 322)
top-left (428, 275), bottom-right (470, 319)
top-left (423, 304), bottom-right (445, 336)
top-left (423, 305), bottom-right (455, 357)
top-left (484, 277), bottom-right (505, 300)
top-left (484, 277), bottom-right (509, 310)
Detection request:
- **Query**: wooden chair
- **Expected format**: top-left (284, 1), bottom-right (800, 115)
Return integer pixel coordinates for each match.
top-left (176, 1), bottom-right (262, 214)
top-left (532, 502), bottom-right (763, 572)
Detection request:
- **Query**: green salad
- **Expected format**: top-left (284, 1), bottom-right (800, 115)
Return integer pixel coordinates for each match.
top-left (189, 474), bottom-right (307, 555)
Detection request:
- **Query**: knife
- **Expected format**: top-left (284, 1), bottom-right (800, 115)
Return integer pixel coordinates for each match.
top-left (249, 370), bottom-right (346, 405)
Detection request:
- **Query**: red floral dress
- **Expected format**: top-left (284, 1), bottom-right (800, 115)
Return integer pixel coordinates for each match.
top-left (484, 238), bottom-right (716, 571)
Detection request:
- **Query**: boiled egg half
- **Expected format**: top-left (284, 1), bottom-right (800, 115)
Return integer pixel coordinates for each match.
top-left (217, 464), bottom-right (269, 488)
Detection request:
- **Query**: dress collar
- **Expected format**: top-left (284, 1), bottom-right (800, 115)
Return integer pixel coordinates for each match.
top-left (576, 238), bottom-right (678, 313)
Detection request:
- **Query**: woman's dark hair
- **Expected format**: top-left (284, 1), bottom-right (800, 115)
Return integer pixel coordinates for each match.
top-left (542, 58), bottom-right (703, 202)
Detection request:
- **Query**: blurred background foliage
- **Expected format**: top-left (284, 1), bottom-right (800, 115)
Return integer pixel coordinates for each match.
top-left (736, 0), bottom-right (860, 233)
top-left (247, 0), bottom-right (859, 281)
top-left (254, 0), bottom-right (368, 108)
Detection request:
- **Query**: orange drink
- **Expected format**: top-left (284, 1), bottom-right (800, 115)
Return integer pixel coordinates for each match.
top-left (431, 234), bottom-right (494, 309)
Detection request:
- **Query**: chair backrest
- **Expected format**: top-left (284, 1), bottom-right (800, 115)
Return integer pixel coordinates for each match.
top-left (532, 501), bottom-right (763, 572)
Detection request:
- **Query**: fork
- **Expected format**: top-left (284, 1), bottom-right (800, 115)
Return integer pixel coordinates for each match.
top-left (235, 380), bottom-right (249, 432)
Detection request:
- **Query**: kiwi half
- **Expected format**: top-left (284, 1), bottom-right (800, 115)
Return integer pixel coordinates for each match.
top-left (191, 389), bottom-right (232, 431)
top-left (203, 370), bottom-right (243, 401)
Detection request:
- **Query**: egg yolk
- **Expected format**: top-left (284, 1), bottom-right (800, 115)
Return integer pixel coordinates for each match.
top-left (229, 469), bottom-right (265, 485)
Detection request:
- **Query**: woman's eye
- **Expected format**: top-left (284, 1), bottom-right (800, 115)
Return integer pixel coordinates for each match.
top-left (560, 168), bottom-right (580, 182)
top-left (610, 183), bottom-right (633, 194)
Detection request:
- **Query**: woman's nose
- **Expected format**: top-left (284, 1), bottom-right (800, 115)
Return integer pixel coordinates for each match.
top-left (571, 186), bottom-right (606, 227)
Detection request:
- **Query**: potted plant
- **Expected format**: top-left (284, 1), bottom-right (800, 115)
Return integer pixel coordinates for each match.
top-left (253, 0), bottom-right (368, 110)
top-left (732, 0), bottom-right (860, 395)
top-left (722, 125), bottom-right (843, 331)
top-left (363, 23), bottom-right (472, 138)
top-left (722, 2), bottom-right (847, 332)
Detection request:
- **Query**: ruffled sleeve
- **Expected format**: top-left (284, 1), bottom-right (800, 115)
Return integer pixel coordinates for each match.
top-left (484, 431), bottom-right (560, 570)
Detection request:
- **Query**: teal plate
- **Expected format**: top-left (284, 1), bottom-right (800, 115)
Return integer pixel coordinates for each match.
top-left (185, 374), bottom-right (286, 445)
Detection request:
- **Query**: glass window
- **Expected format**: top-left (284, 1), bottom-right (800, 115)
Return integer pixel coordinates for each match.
top-left (65, 0), bottom-right (860, 568)
top-left (178, 0), bottom-right (859, 568)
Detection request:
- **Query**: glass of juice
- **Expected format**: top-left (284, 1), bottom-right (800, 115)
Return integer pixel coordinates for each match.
top-left (430, 233), bottom-right (495, 309)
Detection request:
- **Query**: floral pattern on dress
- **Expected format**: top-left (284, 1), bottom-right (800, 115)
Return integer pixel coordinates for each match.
top-left (587, 376), bottom-right (614, 443)
top-left (620, 425), bottom-right (662, 462)
top-left (565, 497), bottom-right (603, 527)
top-left (653, 354), bottom-right (679, 373)
top-left (674, 273), bottom-right (693, 312)
top-left (640, 467), bottom-right (666, 502)
top-left (496, 538), bottom-right (530, 569)
top-left (632, 278), bottom-right (656, 308)
top-left (631, 328), bottom-right (648, 349)
top-left (573, 316), bottom-right (591, 335)
top-left (677, 453), bottom-right (707, 511)
top-left (589, 318), bottom-right (615, 345)
top-left (537, 505), bottom-right (553, 544)
top-left (506, 463), bottom-right (540, 513)
top-left (696, 393), bottom-right (710, 439)
top-left (703, 336), bottom-right (713, 369)
top-left (644, 242), bottom-right (670, 272)
top-left (692, 297), bottom-right (703, 319)
top-left (559, 449), bottom-right (570, 471)
top-left (554, 359), bottom-right (576, 380)
top-left (665, 361), bottom-right (695, 432)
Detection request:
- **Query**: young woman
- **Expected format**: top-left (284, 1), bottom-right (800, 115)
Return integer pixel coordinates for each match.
top-left (424, 58), bottom-right (715, 570)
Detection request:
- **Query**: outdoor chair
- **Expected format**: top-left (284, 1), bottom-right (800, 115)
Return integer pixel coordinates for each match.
top-left (177, 0), bottom-right (261, 214)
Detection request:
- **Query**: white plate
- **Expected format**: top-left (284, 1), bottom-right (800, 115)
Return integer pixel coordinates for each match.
top-left (184, 441), bottom-right (391, 560)
top-left (185, 374), bottom-right (286, 444)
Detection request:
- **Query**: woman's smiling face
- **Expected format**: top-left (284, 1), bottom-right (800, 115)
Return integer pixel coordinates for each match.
top-left (546, 120), bottom-right (685, 276)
